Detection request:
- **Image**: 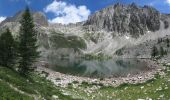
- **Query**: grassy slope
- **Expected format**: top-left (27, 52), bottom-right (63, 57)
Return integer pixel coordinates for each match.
top-left (0, 66), bottom-right (76, 100)
top-left (0, 65), bottom-right (170, 100)
top-left (0, 80), bottom-right (32, 100)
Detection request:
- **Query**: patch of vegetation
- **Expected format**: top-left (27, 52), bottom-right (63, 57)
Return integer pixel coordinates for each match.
top-left (0, 66), bottom-right (75, 100)
top-left (83, 53), bottom-right (112, 60)
top-left (115, 47), bottom-right (125, 56)
top-left (83, 32), bottom-right (103, 44)
top-left (81, 81), bottom-right (89, 85)
top-left (56, 78), bottom-right (61, 81)
top-left (50, 32), bottom-right (86, 51)
top-left (41, 71), bottom-right (49, 77)
top-left (72, 81), bottom-right (79, 84)
top-left (151, 46), bottom-right (159, 58)
top-left (151, 37), bottom-right (170, 59)
top-left (0, 80), bottom-right (32, 100)
top-left (164, 20), bottom-right (169, 29)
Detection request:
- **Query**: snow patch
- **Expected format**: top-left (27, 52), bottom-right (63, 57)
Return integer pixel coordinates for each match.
top-left (125, 36), bottom-right (130, 39)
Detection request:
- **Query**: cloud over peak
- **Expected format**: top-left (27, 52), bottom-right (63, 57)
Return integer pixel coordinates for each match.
top-left (44, 0), bottom-right (91, 24)
top-left (166, 0), bottom-right (170, 5)
top-left (0, 17), bottom-right (6, 23)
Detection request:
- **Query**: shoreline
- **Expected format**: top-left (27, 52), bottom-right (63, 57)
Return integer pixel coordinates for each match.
top-left (35, 59), bottom-right (166, 87)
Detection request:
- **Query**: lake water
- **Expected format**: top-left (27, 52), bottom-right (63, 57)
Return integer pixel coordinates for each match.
top-left (49, 58), bottom-right (150, 78)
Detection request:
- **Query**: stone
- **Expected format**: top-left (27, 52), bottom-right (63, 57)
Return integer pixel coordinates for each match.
top-left (52, 95), bottom-right (59, 99)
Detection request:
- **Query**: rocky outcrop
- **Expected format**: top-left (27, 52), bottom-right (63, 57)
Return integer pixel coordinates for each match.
top-left (33, 12), bottom-right (48, 27)
top-left (161, 14), bottom-right (170, 29)
top-left (84, 3), bottom-right (161, 38)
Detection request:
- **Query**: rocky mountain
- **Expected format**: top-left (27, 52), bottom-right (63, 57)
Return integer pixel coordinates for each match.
top-left (84, 3), bottom-right (168, 38)
top-left (0, 3), bottom-right (170, 61)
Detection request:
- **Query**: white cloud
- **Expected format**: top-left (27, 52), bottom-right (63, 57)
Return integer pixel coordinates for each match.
top-left (0, 17), bottom-right (6, 23)
top-left (44, 0), bottom-right (91, 24)
top-left (166, 0), bottom-right (170, 5)
top-left (25, 0), bottom-right (31, 5)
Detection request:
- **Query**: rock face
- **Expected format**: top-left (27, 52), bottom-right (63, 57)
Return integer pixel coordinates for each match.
top-left (84, 3), bottom-right (161, 38)
top-left (33, 12), bottom-right (48, 27)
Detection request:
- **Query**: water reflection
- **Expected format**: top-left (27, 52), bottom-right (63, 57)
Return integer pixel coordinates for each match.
top-left (49, 58), bottom-right (149, 78)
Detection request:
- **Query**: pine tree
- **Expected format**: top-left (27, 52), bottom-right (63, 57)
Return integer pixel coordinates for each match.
top-left (18, 7), bottom-right (39, 76)
top-left (151, 46), bottom-right (158, 57)
top-left (164, 50), bottom-right (167, 55)
top-left (160, 46), bottom-right (164, 57)
top-left (0, 28), bottom-right (17, 68)
top-left (157, 38), bottom-right (162, 44)
top-left (166, 38), bottom-right (169, 47)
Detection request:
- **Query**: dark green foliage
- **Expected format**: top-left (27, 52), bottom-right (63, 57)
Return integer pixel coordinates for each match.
top-left (49, 32), bottom-right (86, 51)
top-left (151, 46), bottom-right (158, 57)
top-left (18, 7), bottom-right (39, 76)
top-left (160, 46), bottom-right (167, 57)
top-left (83, 53), bottom-right (111, 60)
top-left (166, 38), bottom-right (169, 47)
top-left (0, 28), bottom-right (17, 69)
top-left (115, 47), bottom-right (126, 56)
top-left (164, 21), bottom-right (169, 29)
top-left (157, 38), bottom-right (162, 44)
top-left (81, 81), bottom-right (89, 85)
top-left (115, 48), bottom-right (124, 56)
top-left (160, 46), bottom-right (164, 57)
top-left (72, 81), bottom-right (79, 84)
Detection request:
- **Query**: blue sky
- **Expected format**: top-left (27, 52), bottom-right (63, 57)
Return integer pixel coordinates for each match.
top-left (0, 0), bottom-right (170, 24)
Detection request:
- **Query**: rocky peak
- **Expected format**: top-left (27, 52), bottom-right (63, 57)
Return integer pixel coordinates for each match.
top-left (0, 11), bottom-right (48, 27)
top-left (129, 3), bottom-right (138, 8)
top-left (84, 3), bottom-right (163, 38)
top-left (33, 12), bottom-right (48, 27)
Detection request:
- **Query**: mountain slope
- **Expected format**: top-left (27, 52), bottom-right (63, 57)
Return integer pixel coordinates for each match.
top-left (0, 3), bottom-right (170, 58)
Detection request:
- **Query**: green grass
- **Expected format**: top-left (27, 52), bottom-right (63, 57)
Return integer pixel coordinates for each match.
top-left (0, 66), bottom-right (76, 100)
top-left (0, 80), bottom-right (32, 100)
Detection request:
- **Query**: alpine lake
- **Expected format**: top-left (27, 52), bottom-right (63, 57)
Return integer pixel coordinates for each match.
top-left (49, 58), bottom-right (151, 78)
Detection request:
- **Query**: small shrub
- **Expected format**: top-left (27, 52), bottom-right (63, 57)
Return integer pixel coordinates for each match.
top-left (42, 71), bottom-right (49, 77)
top-left (56, 78), bottom-right (61, 81)
top-left (72, 81), bottom-right (79, 84)
top-left (98, 83), bottom-right (104, 87)
top-left (100, 78), bottom-right (104, 81)
top-left (81, 81), bottom-right (89, 85)
top-left (68, 83), bottom-right (72, 86)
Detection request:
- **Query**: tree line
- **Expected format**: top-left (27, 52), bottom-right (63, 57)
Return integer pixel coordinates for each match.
top-left (0, 7), bottom-right (39, 77)
top-left (151, 38), bottom-right (169, 58)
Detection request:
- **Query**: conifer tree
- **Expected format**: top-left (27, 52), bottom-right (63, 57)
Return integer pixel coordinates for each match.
top-left (160, 46), bottom-right (164, 57)
top-left (0, 28), bottom-right (16, 68)
top-left (151, 46), bottom-right (158, 57)
top-left (18, 7), bottom-right (39, 76)
top-left (166, 38), bottom-right (169, 47)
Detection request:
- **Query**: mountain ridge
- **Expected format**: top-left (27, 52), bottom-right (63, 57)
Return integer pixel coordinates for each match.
top-left (83, 3), bottom-right (167, 38)
top-left (0, 3), bottom-right (170, 60)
